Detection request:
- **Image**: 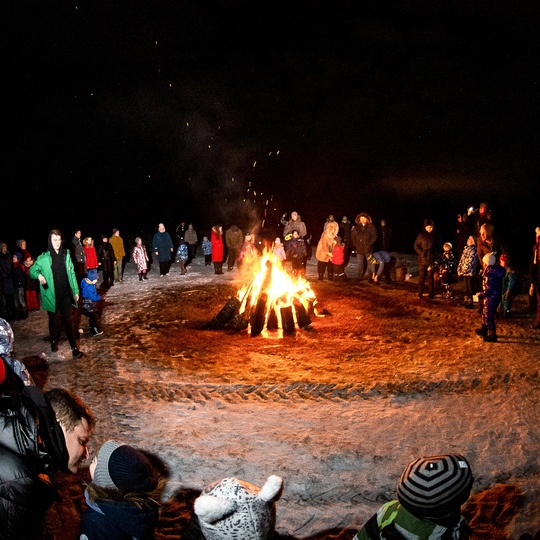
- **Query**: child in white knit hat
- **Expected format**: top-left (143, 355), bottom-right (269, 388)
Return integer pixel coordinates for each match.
top-left (79, 440), bottom-right (165, 540)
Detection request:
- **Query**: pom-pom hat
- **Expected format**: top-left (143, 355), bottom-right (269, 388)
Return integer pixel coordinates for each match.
top-left (397, 454), bottom-right (473, 519)
top-left (93, 440), bottom-right (157, 493)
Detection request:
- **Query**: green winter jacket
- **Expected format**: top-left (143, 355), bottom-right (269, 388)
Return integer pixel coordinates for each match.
top-left (354, 500), bottom-right (469, 540)
top-left (29, 251), bottom-right (79, 312)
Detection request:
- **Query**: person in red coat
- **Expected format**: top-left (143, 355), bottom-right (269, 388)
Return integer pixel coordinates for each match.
top-left (211, 225), bottom-right (224, 274)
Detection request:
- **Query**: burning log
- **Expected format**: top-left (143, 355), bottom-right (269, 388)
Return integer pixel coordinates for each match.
top-left (206, 297), bottom-right (241, 329)
top-left (293, 300), bottom-right (311, 329)
top-left (250, 293), bottom-right (268, 337)
top-left (280, 305), bottom-right (295, 335)
top-left (206, 245), bottom-right (318, 336)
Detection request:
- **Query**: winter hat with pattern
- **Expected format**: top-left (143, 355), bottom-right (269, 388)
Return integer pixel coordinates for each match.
top-left (93, 440), bottom-right (157, 493)
top-left (397, 454), bottom-right (473, 519)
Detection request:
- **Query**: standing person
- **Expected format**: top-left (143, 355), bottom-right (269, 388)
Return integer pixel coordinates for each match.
top-left (97, 235), bottom-right (117, 288)
top-left (175, 238), bottom-right (189, 275)
top-left (530, 226), bottom-right (540, 330)
top-left (211, 225), bottom-right (224, 275)
top-left (323, 214), bottom-right (336, 231)
top-left (237, 232), bottom-right (258, 272)
top-left (281, 211), bottom-right (307, 241)
top-left (435, 242), bottom-right (457, 299)
top-left (0, 374), bottom-right (95, 540)
top-left (184, 223), bottom-right (198, 262)
top-left (414, 219), bottom-right (439, 299)
top-left (455, 213), bottom-right (471, 261)
top-left (225, 224), bottom-right (244, 271)
top-left (339, 216), bottom-right (352, 269)
top-left (353, 454), bottom-right (473, 540)
top-left (316, 221), bottom-right (339, 281)
top-left (11, 252), bottom-right (28, 319)
top-left (350, 213), bottom-right (378, 281)
top-left (378, 219), bottom-right (392, 252)
top-left (273, 237), bottom-right (287, 267)
top-left (175, 221), bottom-right (186, 242)
top-left (153, 223), bottom-right (174, 278)
top-left (287, 230), bottom-right (307, 276)
top-left (71, 229), bottom-right (87, 283)
top-left (29, 229), bottom-right (84, 358)
top-left (332, 236), bottom-right (346, 280)
top-left (132, 237), bottom-right (149, 281)
top-left (201, 235), bottom-right (212, 266)
top-left (80, 269), bottom-right (103, 336)
top-left (79, 440), bottom-right (164, 540)
top-left (475, 252), bottom-right (505, 342)
top-left (109, 229), bottom-right (126, 283)
top-left (499, 253), bottom-right (518, 318)
top-left (0, 242), bottom-right (15, 321)
top-left (83, 236), bottom-right (99, 271)
top-left (457, 235), bottom-right (479, 309)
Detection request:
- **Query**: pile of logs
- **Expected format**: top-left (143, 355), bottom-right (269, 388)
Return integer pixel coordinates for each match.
top-left (205, 262), bottom-right (317, 337)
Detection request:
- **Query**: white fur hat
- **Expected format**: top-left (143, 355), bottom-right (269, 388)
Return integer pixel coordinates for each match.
top-left (194, 475), bottom-right (283, 540)
top-left (482, 252), bottom-right (497, 266)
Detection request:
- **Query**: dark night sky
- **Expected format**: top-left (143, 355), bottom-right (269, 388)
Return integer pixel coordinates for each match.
top-left (4, 1), bottom-right (540, 256)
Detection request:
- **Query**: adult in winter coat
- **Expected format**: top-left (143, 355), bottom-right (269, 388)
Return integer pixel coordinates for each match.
top-left (350, 213), bottom-right (378, 281)
top-left (225, 224), bottom-right (244, 271)
top-left (281, 211), bottom-right (307, 239)
top-left (152, 223), bottom-right (174, 277)
top-left (211, 225), bottom-right (224, 274)
top-left (97, 235), bottom-right (117, 288)
top-left (184, 223), bottom-right (198, 261)
top-left (414, 219), bottom-right (440, 299)
top-left (1, 330), bottom-right (95, 540)
top-left (316, 220), bottom-right (339, 280)
top-left (29, 229), bottom-right (84, 358)
top-left (109, 229), bottom-right (126, 283)
top-left (71, 229), bottom-right (87, 282)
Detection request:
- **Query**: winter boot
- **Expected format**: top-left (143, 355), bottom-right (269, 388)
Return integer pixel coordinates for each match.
top-left (51, 341), bottom-right (58, 352)
top-left (139, 273), bottom-right (143, 281)
top-left (143, 273), bottom-right (148, 280)
top-left (475, 325), bottom-right (488, 339)
top-left (91, 327), bottom-right (103, 337)
top-left (214, 263), bottom-right (219, 274)
top-left (72, 347), bottom-right (84, 359)
top-left (484, 330), bottom-right (498, 342)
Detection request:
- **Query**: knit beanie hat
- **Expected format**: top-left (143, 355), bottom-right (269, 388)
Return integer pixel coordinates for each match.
top-left (397, 454), bottom-right (473, 519)
top-left (87, 269), bottom-right (99, 282)
top-left (93, 441), bottom-right (157, 493)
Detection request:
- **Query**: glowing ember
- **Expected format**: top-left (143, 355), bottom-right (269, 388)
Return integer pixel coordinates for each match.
top-left (236, 248), bottom-right (317, 337)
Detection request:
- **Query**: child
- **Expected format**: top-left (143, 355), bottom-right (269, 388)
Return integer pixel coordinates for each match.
top-left (499, 253), bottom-right (518, 318)
top-left (332, 236), bottom-right (346, 280)
top-left (273, 237), bottom-right (287, 266)
top-left (287, 230), bottom-right (307, 276)
top-left (475, 252), bottom-right (505, 342)
top-left (237, 233), bottom-right (257, 272)
top-left (175, 238), bottom-right (189, 275)
top-left (436, 242), bottom-right (457, 299)
top-left (80, 440), bottom-right (164, 540)
top-left (201, 236), bottom-right (212, 266)
top-left (353, 454), bottom-right (473, 540)
top-left (316, 221), bottom-right (339, 281)
top-left (80, 269), bottom-right (103, 336)
top-left (457, 235), bottom-right (479, 309)
top-left (132, 237), bottom-right (149, 281)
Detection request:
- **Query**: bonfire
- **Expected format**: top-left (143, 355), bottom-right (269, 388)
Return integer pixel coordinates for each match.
top-left (208, 247), bottom-right (318, 337)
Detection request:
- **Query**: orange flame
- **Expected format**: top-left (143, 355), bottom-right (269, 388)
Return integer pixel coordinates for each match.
top-left (237, 247), bottom-right (316, 337)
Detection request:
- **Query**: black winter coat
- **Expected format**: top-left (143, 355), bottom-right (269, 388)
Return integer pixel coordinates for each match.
top-left (414, 230), bottom-right (439, 266)
top-left (0, 363), bottom-right (68, 540)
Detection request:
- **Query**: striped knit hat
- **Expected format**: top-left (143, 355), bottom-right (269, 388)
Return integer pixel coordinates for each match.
top-left (397, 454), bottom-right (473, 519)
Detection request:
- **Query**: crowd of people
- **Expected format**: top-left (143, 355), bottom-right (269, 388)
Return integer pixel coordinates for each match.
top-left (0, 203), bottom-right (539, 352)
top-left (1, 204), bottom-right (540, 538)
